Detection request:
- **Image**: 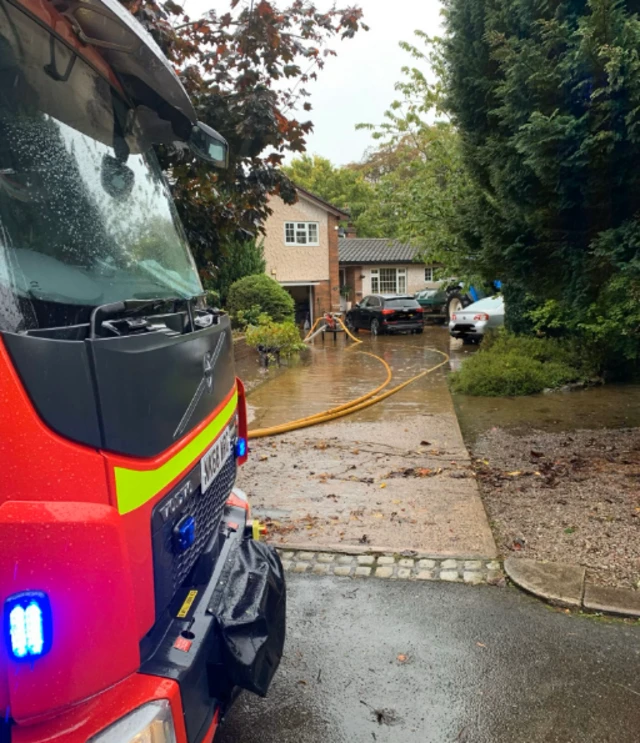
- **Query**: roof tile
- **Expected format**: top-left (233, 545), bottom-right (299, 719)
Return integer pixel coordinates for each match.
top-left (338, 238), bottom-right (419, 264)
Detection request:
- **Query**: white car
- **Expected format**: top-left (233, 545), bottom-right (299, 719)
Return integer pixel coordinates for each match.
top-left (449, 295), bottom-right (504, 344)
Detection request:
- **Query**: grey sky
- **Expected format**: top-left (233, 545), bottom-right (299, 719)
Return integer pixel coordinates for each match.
top-left (300, 0), bottom-right (444, 165)
top-left (186, 0), bottom-right (443, 166)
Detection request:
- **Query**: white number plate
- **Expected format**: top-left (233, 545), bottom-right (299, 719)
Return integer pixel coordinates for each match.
top-left (201, 424), bottom-right (233, 492)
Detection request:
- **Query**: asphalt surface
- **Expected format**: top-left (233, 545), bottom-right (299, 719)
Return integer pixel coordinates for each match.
top-left (217, 575), bottom-right (640, 743)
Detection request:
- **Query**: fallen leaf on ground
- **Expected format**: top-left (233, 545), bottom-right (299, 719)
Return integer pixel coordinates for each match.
top-left (373, 512), bottom-right (383, 519)
top-left (359, 534), bottom-right (369, 544)
top-left (476, 642), bottom-right (486, 648)
top-left (420, 440), bottom-right (431, 446)
top-left (396, 654), bottom-right (409, 663)
top-left (380, 482), bottom-right (387, 488)
top-left (259, 455), bottom-right (269, 461)
top-left (315, 442), bottom-right (328, 450)
top-left (352, 448), bottom-right (360, 455)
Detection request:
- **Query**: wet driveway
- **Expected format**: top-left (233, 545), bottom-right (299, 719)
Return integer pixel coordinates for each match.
top-left (217, 575), bottom-right (640, 743)
top-left (237, 328), bottom-right (496, 557)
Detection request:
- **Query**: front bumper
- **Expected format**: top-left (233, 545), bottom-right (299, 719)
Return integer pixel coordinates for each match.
top-left (10, 491), bottom-right (285, 743)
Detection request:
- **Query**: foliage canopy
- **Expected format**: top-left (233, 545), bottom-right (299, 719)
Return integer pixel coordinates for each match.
top-left (442, 0), bottom-right (640, 361)
top-left (118, 0), bottom-right (366, 274)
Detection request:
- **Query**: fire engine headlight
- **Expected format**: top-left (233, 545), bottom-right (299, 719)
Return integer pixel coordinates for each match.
top-left (89, 701), bottom-right (176, 743)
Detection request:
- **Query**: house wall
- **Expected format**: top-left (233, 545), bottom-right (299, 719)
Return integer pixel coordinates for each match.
top-left (263, 195), bottom-right (330, 282)
top-left (357, 264), bottom-right (439, 295)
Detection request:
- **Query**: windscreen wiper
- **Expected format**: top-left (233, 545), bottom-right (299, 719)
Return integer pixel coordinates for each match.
top-left (89, 297), bottom-right (189, 338)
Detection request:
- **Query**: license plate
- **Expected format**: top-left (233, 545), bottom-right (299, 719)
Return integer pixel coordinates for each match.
top-left (201, 424), bottom-right (233, 492)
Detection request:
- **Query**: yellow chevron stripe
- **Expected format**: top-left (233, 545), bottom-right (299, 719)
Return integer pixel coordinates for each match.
top-left (114, 391), bottom-right (238, 515)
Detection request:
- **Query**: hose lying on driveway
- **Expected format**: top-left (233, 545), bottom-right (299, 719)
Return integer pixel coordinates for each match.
top-left (248, 316), bottom-right (450, 439)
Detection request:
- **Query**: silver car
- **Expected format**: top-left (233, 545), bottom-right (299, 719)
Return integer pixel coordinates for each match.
top-left (449, 295), bottom-right (504, 344)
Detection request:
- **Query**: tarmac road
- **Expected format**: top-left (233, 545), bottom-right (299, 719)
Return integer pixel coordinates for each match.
top-left (217, 575), bottom-right (640, 743)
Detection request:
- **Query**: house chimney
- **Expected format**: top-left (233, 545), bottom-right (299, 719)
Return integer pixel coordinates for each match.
top-left (345, 222), bottom-right (357, 238)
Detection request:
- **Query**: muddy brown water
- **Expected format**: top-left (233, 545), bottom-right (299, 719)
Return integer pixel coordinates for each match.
top-left (237, 328), bottom-right (455, 429)
top-left (455, 384), bottom-right (640, 442)
top-left (236, 326), bottom-right (640, 439)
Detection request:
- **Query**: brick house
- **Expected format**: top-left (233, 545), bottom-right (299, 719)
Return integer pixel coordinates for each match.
top-left (338, 237), bottom-right (438, 309)
top-left (262, 188), bottom-right (348, 326)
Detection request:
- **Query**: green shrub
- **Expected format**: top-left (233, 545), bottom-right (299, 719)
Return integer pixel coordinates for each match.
top-left (245, 319), bottom-right (305, 358)
top-left (227, 274), bottom-right (294, 323)
top-left (449, 332), bottom-right (598, 396)
top-left (233, 306), bottom-right (270, 330)
top-left (204, 288), bottom-right (221, 308)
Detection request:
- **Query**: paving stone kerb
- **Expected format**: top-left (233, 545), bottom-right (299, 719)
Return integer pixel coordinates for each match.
top-left (583, 584), bottom-right (640, 618)
top-left (278, 550), bottom-right (503, 586)
top-left (505, 557), bottom-right (640, 618)
top-left (504, 557), bottom-right (585, 609)
top-left (281, 551), bottom-right (640, 618)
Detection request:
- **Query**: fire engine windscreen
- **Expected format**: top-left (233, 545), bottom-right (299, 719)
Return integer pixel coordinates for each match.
top-left (0, 1), bottom-right (203, 332)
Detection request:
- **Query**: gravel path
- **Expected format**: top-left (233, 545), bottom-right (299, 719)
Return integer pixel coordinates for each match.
top-left (472, 427), bottom-right (640, 589)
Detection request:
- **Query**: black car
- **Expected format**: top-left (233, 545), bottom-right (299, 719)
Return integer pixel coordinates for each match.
top-left (346, 295), bottom-right (424, 335)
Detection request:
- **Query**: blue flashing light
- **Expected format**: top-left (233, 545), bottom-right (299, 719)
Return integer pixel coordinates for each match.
top-left (173, 515), bottom-right (196, 553)
top-left (5, 592), bottom-right (51, 661)
top-left (235, 437), bottom-right (247, 459)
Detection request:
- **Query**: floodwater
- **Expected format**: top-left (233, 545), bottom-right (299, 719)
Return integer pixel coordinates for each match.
top-left (236, 326), bottom-right (640, 439)
top-left (454, 382), bottom-right (640, 442)
top-left (237, 329), bottom-right (455, 431)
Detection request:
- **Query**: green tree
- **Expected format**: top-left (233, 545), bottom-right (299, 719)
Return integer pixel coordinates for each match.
top-left (357, 33), bottom-right (475, 272)
top-left (118, 0), bottom-right (367, 272)
top-left (203, 237), bottom-right (266, 307)
top-left (442, 0), bottom-right (640, 361)
top-left (283, 154), bottom-right (377, 235)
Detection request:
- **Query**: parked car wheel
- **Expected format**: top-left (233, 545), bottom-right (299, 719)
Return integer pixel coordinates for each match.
top-left (415, 328), bottom-right (424, 335)
top-left (346, 315), bottom-right (358, 333)
top-left (370, 318), bottom-right (382, 336)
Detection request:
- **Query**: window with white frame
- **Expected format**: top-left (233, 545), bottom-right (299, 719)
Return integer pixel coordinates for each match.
top-left (424, 266), bottom-right (435, 282)
top-left (370, 268), bottom-right (407, 294)
top-left (284, 222), bottom-right (319, 246)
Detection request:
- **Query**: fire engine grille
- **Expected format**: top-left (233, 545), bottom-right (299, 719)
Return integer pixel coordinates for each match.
top-left (152, 453), bottom-right (237, 616)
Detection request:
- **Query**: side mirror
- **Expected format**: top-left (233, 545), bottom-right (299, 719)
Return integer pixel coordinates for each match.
top-left (354, 302), bottom-right (360, 309)
top-left (189, 122), bottom-right (229, 168)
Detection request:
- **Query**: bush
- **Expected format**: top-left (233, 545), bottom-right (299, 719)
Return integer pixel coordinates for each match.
top-left (204, 288), bottom-right (221, 308)
top-left (449, 332), bottom-right (598, 396)
top-left (245, 319), bottom-right (306, 358)
top-left (234, 306), bottom-right (270, 331)
top-left (227, 274), bottom-right (294, 323)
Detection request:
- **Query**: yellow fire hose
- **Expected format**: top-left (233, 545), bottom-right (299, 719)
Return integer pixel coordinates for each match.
top-left (248, 315), bottom-right (450, 439)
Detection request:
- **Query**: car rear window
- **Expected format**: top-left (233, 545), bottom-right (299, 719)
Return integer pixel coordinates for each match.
top-left (385, 298), bottom-right (420, 308)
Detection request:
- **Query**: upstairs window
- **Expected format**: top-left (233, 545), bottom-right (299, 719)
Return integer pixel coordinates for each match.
top-left (285, 222), bottom-right (319, 246)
